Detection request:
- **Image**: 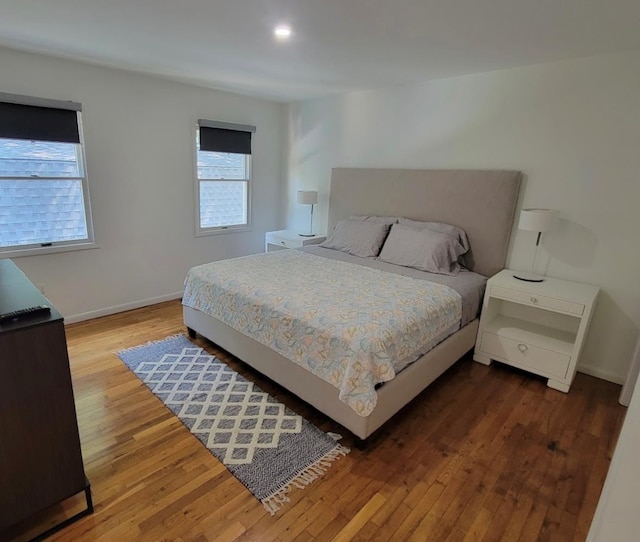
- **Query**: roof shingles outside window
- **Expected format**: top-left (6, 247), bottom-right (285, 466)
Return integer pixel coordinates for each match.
top-left (0, 180), bottom-right (87, 246)
top-left (0, 142), bottom-right (87, 248)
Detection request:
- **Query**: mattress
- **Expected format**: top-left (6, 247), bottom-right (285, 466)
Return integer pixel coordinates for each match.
top-left (183, 249), bottom-right (478, 416)
top-left (301, 245), bottom-right (487, 326)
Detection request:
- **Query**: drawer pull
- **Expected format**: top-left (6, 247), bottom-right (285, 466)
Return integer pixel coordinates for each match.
top-left (530, 297), bottom-right (538, 304)
top-left (517, 343), bottom-right (528, 353)
top-left (280, 240), bottom-right (286, 245)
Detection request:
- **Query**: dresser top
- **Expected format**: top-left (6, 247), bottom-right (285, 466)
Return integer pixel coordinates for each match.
top-left (0, 259), bottom-right (62, 331)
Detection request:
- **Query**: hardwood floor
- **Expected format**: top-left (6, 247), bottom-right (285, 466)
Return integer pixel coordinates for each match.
top-left (3, 300), bottom-right (626, 541)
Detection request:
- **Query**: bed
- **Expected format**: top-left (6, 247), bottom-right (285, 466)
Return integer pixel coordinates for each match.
top-left (183, 168), bottom-right (522, 442)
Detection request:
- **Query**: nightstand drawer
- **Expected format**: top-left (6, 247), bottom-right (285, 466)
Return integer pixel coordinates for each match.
top-left (266, 243), bottom-right (288, 252)
top-left (265, 230), bottom-right (326, 253)
top-left (480, 332), bottom-right (570, 379)
top-left (268, 237), bottom-right (301, 249)
top-left (490, 285), bottom-right (584, 316)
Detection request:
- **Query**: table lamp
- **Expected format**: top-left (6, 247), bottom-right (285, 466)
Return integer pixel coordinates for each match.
top-left (513, 208), bottom-right (556, 282)
top-left (297, 190), bottom-right (318, 237)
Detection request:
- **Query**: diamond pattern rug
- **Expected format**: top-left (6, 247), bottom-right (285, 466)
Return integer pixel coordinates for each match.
top-left (117, 334), bottom-right (349, 514)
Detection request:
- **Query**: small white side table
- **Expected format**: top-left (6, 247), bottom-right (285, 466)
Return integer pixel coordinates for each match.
top-left (265, 230), bottom-right (326, 252)
top-left (473, 269), bottom-right (599, 392)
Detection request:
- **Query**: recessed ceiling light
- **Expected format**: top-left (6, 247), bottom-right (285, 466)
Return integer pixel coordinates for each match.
top-left (274, 25), bottom-right (292, 40)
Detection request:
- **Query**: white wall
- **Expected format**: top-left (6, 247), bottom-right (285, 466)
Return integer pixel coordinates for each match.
top-left (1, 47), bottom-right (286, 322)
top-left (587, 365), bottom-right (640, 542)
top-left (287, 50), bottom-right (640, 383)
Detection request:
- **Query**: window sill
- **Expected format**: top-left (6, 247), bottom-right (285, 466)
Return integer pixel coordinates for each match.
top-left (196, 226), bottom-right (253, 237)
top-left (0, 242), bottom-right (100, 259)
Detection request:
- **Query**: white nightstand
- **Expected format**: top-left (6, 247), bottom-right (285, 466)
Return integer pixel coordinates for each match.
top-left (265, 230), bottom-right (326, 252)
top-left (473, 269), bottom-right (599, 392)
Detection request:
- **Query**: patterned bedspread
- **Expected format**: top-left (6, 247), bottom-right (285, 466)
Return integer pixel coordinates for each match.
top-left (183, 250), bottom-right (462, 416)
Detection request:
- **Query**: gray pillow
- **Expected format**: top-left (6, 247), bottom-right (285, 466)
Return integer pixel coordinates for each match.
top-left (398, 218), bottom-right (469, 252)
top-left (320, 219), bottom-right (391, 258)
top-left (378, 223), bottom-right (466, 275)
top-left (348, 215), bottom-right (399, 225)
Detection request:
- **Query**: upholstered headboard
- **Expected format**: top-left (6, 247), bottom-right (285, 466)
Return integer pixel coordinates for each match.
top-left (328, 168), bottom-right (522, 278)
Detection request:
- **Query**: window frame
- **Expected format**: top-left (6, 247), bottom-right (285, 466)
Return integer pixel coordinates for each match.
top-left (0, 95), bottom-right (96, 258)
top-left (194, 122), bottom-right (254, 237)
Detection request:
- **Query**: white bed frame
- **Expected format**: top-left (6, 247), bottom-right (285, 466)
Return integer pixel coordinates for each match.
top-left (184, 168), bottom-right (522, 441)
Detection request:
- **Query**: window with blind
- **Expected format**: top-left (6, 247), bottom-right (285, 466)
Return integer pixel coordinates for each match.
top-left (0, 93), bottom-right (94, 256)
top-left (195, 120), bottom-right (255, 234)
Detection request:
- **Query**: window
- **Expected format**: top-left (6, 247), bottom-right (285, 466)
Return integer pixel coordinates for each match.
top-left (0, 93), bottom-right (94, 256)
top-left (196, 120), bottom-right (255, 234)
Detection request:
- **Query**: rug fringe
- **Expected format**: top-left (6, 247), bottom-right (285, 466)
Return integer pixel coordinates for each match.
top-left (261, 442), bottom-right (350, 516)
top-left (115, 333), bottom-right (189, 355)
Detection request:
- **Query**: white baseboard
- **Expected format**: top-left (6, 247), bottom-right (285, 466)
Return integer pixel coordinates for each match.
top-left (577, 364), bottom-right (625, 385)
top-left (64, 291), bottom-right (183, 325)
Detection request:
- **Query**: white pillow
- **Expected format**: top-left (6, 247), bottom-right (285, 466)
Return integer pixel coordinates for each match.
top-left (320, 219), bottom-right (391, 258)
top-left (378, 223), bottom-right (466, 275)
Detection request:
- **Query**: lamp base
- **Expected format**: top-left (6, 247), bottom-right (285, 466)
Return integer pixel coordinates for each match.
top-left (299, 233), bottom-right (315, 237)
top-left (513, 272), bottom-right (545, 283)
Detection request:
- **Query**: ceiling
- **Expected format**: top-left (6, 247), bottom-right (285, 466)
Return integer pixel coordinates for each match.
top-left (0, 1), bottom-right (639, 102)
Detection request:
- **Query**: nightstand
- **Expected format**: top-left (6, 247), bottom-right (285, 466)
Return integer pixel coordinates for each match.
top-left (265, 230), bottom-right (326, 252)
top-left (473, 269), bottom-right (599, 392)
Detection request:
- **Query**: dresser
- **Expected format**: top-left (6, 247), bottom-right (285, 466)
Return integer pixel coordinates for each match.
top-left (0, 259), bottom-right (92, 537)
top-left (473, 269), bottom-right (599, 392)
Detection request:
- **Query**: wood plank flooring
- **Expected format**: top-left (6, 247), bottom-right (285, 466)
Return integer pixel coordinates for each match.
top-left (3, 300), bottom-right (626, 541)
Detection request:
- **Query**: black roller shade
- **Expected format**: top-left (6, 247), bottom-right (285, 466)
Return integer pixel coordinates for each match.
top-left (200, 126), bottom-right (252, 154)
top-left (0, 102), bottom-right (80, 144)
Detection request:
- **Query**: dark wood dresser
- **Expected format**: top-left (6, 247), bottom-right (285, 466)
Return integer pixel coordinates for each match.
top-left (0, 259), bottom-right (92, 537)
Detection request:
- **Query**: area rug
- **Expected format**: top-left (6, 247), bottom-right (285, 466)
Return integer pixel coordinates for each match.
top-left (117, 334), bottom-right (349, 514)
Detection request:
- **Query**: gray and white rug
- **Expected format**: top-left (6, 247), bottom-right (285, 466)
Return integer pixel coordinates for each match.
top-left (117, 334), bottom-right (349, 514)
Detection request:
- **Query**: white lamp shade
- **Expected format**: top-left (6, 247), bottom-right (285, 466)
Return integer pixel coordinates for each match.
top-left (518, 209), bottom-right (556, 232)
top-left (297, 190), bottom-right (318, 205)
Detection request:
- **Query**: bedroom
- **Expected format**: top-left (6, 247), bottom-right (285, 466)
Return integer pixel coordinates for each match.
top-left (0, 1), bottom-right (639, 540)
